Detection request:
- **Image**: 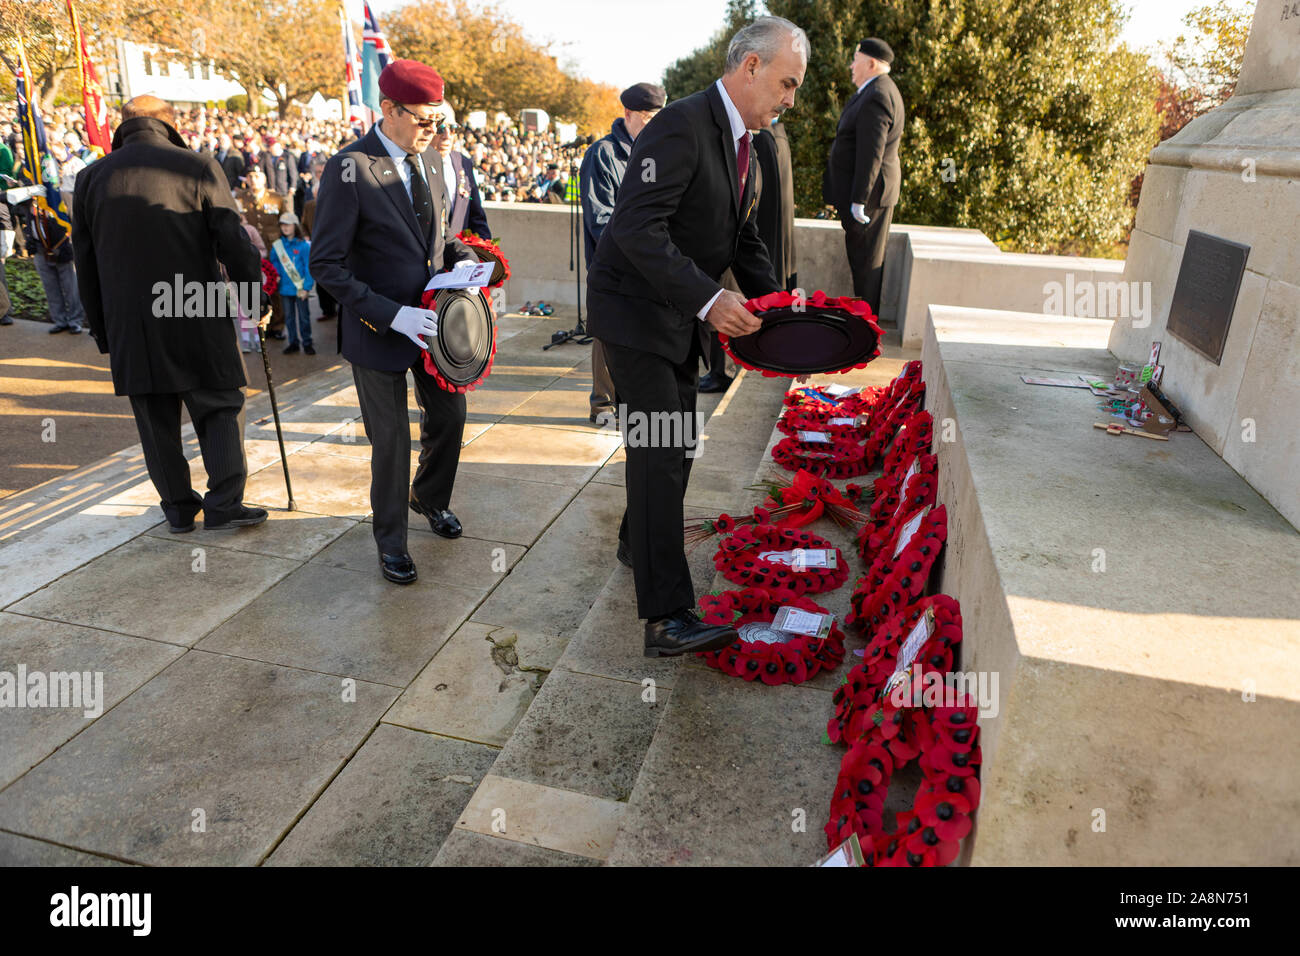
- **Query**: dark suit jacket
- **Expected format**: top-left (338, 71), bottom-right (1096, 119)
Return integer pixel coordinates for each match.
top-left (443, 150), bottom-right (490, 239)
top-left (71, 117), bottom-right (261, 396)
top-left (824, 73), bottom-right (905, 210)
top-left (755, 121), bottom-right (796, 287)
top-left (216, 148), bottom-right (245, 188)
top-left (309, 124), bottom-right (475, 373)
top-left (586, 83), bottom-right (780, 365)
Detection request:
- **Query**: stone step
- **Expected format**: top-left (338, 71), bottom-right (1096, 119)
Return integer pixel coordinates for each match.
top-left (430, 366), bottom-right (793, 865)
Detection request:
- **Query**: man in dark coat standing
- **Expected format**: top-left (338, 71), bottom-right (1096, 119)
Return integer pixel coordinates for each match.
top-left (754, 118), bottom-right (797, 291)
top-left (310, 60), bottom-right (477, 585)
top-left (823, 38), bottom-right (904, 313)
top-left (431, 105), bottom-right (491, 239)
top-left (72, 95), bottom-right (267, 533)
top-left (586, 16), bottom-right (802, 657)
top-left (579, 81), bottom-right (664, 424)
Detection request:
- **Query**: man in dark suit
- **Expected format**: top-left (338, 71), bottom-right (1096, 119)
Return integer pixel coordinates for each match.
top-left (310, 59), bottom-right (477, 585)
top-left (587, 15), bottom-right (805, 657)
top-left (431, 105), bottom-right (491, 239)
top-left (215, 133), bottom-right (245, 189)
top-left (823, 37), bottom-right (904, 313)
top-left (72, 95), bottom-right (268, 533)
top-left (755, 118), bottom-right (797, 291)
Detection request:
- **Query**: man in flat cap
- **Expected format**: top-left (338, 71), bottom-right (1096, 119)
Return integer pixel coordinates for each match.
top-left (580, 81), bottom-right (665, 425)
top-left (310, 58), bottom-right (477, 585)
top-left (824, 37), bottom-right (905, 314)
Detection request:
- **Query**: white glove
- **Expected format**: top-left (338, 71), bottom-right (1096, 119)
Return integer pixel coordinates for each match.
top-left (391, 305), bottom-right (438, 349)
top-left (851, 203), bottom-right (870, 225)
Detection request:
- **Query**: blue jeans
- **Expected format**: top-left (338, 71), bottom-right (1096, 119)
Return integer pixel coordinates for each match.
top-left (34, 254), bottom-right (86, 330)
top-left (281, 294), bottom-right (311, 347)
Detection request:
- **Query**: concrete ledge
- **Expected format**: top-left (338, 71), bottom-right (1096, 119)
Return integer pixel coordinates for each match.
top-left (922, 305), bottom-right (1300, 865)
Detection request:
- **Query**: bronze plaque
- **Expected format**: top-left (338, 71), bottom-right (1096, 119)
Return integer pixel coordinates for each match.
top-left (1166, 230), bottom-right (1250, 365)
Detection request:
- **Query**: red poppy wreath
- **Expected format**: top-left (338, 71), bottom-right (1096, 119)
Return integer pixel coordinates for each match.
top-left (846, 504), bottom-right (949, 639)
top-left (417, 285), bottom-right (498, 394)
top-left (858, 457), bottom-right (939, 563)
top-left (456, 230), bottom-right (512, 289)
top-left (719, 290), bottom-right (883, 378)
top-left (783, 385), bottom-right (880, 417)
top-left (713, 523), bottom-right (850, 596)
top-left (696, 586), bottom-right (846, 685)
top-left (772, 432), bottom-right (870, 478)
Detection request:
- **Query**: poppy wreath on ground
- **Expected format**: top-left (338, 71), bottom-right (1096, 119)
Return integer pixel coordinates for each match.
top-left (862, 360), bottom-right (923, 431)
top-left (713, 523), bottom-right (850, 596)
top-left (455, 230), bottom-right (512, 289)
top-left (862, 388), bottom-right (927, 468)
top-left (777, 407), bottom-right (870, 441)
top-left (696, 586), bottom-right (847, 685)
top-left (859, 464), bottom-right (939, 563)
top-left (824, 691), bottom-right (982, 865)
top-left (772, 432), bottom-right (870, 478)
top-left (686, 470), bottom-right (867, 547)
top-left (846, 505), bottom-right (949, 639)
top-left (782, 385), bottom-right (880, 417)
top-left (859, 452), bottom-right (938, 556)
top-left (828, 593), bottom-right (963, 744)
top-left (719, 290), bottom-right (884, 378)
top-left (417, 285), bottom-right (498, 394)
top-left (879, 411), bottom-right (936, 482)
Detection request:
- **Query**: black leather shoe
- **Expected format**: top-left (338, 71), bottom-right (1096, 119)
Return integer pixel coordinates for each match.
top-left (380, 551), bottom-right (417, 584)
top-left (644, 609), bottom-right (737, 658)
top-left (283, 343), bottom-right (300, 354)
top-left (203, 505), bottom-right (268, 530)
top-left (698, 372), bottom-right (733, 394)
top-left (616, 538), bottom-right (632, 568)
top-left (410, 498), bottom-right (462, 539)
top-left (168, 520), bottom-right (196, 534)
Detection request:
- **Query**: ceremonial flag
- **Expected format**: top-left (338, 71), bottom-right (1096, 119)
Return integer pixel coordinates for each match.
top-left (341, 5), bottom-right (366, 133)
top-left (12, 38), bottom-right (72, 239)
top-left (360, 2), bottom-right (392, 115)
top-left (67, 0), bottom-right (112, 153)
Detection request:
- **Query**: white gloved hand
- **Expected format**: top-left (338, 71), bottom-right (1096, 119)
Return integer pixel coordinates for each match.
top-left (850, 203), bottom-right (870, 225)
top-left (391, 305), bottom-right (438, 349)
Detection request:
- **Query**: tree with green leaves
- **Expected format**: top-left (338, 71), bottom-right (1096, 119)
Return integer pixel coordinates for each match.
top-left (662, 0), bottom-right (757, 102)
top-left (672, 0), bottom-right (1162, 255)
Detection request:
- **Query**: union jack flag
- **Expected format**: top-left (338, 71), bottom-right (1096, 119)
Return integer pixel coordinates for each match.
top-left (341, 5), bottom-right (366, 134)
top-left (360, 2), bottom-right (392, 117)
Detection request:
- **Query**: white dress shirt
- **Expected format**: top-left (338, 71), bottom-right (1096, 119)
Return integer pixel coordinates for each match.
top-left (442, 153), bottom-right (458, 204)
top-left (374, 120), bottom-right (429, 202)
top-left (697, 79), bottom-right (752, 321)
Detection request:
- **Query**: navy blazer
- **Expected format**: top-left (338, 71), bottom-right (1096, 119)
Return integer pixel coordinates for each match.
top-left (443, 150), bottom-right (491, 239)
top-left (823, 73), bottom-right (905, 211)
top-left (309, 125), bottom-right (475, 372)
top-left (585, 83), bottom-right (779, 365)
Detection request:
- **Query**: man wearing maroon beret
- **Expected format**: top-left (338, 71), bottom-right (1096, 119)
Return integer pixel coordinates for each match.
top-left (310, 59), bottom-right (477, 585)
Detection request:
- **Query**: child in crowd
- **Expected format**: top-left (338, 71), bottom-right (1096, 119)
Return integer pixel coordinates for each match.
top-left (269, 212), bottom-right (314, 354)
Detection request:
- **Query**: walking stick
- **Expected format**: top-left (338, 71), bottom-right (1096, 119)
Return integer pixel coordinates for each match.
top-left (256, 308), bottom-right (297, 511)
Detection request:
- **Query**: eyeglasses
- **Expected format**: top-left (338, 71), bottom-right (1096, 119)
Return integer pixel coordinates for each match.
top-left (395, 102), bottom-right (456, 133)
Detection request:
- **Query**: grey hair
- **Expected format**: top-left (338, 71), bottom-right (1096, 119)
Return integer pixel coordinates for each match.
top-left (725, 16), bottom-right (809, 73)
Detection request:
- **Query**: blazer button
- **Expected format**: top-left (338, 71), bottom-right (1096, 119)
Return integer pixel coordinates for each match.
top-left (427, 258), bottom-right (432, 267)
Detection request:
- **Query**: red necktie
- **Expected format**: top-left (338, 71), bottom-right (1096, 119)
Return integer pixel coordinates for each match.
top-left (736, 131), bottom-right (751, 200)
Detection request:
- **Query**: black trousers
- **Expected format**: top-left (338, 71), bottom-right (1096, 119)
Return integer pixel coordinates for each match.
top-left (602, 336), bottom-right (701, 621)
top-left (128, 387), bottom-right (248, 527)
top-left (839, 203), bottom-right (894, 314)
top-left (352, 360), bottom-right (466, 555)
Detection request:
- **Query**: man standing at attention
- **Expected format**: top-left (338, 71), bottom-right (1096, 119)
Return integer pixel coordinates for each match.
top-left (310, 59), bottom-right (477, 585)
top-left (580, 81), bottom-right (665, 426)
top-left (586, 17), bottom-right (804, 657)
top-left (824, 38), bottom-right (904, 314)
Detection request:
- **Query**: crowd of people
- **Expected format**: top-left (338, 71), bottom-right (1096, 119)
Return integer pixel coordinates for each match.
top-left (0, 97), bottom-right (588, 331)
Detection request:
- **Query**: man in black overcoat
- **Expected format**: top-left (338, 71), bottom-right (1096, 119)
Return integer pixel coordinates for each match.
top-left (586, 16), bottom-right (804, 657)
top-left (823, 38), bottom-right (904, 313)
top-left (309, 60), bottom-right (477, 585)
top-left (72, 96), bottom-right (268, 532)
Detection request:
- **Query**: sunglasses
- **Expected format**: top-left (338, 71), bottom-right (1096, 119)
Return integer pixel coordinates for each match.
top-left (395, 102), bottom-right (458, 133)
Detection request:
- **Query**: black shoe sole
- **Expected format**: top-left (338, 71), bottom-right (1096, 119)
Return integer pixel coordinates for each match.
top-left (168, 522), bottom-right (196, 534)
top-left (203, 513), bottom-right (268, 531)
top-left (644, 626), bottom-right (737, 658)
top-left (381, 568), bottom-right (418, 584)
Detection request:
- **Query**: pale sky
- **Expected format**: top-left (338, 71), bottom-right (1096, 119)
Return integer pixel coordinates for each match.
top-left (361, 0), bottom-right (1253, 88)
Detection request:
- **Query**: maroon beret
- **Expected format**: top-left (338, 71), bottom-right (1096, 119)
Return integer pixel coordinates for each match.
top-left (378, 59), bottom-right (444, 105)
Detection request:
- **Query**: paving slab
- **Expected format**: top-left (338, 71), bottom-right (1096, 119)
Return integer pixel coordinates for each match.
top-left (7, 535), bottom-right (298, 647)
top-left (0, 831), bottom-right (129, 866)
top-left (384, 621), bottom-right (566, 746)
top-left (490, 668), bottom-right (667, 803)
top-left (0, 613), bottom-right (185, 789)
top-left (144, 510), bottom-right (356, 562)
top-left (311, 522), bottom-right (524, 593)
top-left (555, 569), bottom-right (680, 688)
top-left (457, 423), bottom-right (620, 487)
top-left (453, 774), bottom-right (624, 861)
top-left (243, 445), bottom-right (373, 518)
top-left (473, 481), bottom-right (625, 637)
top-left (606, 667), bottom-right (842, 867)
top-left (197, 562), bottom-right (480, 687)
top-left (431, 827), bottom-right (600, 866)
top-left (404, 470), bottom-right (576, 547)
top-left (503, 386), bottom-right (610, 433)
top-left (265, 724), bottom-right (497, 866)
top-left (0, 650), bottom-right (395, 866)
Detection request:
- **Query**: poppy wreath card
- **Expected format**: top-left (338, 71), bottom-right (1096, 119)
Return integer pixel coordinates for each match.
top-left (859, 464), bottom-right (939, 563)
top-left (772, 432), bottom-right (871, 478)
top-left (455, 230), bottom-right (511, 289)
top-left (713, 523), bottom-right (850, 596)
top-left (696, 586), bottom-right (846, 686)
